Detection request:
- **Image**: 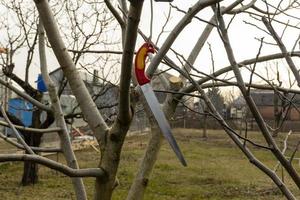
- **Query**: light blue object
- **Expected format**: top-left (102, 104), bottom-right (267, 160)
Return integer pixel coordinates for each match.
top-left (8, 98), bottom-right (33, 127)
top-left (36, 74), bottom-right (47, 92)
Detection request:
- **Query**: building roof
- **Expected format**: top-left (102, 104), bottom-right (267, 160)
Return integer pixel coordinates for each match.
top-left (251, 90), bottom-right (274, 106)
top-left (233, 89), bottom-right (300, 107)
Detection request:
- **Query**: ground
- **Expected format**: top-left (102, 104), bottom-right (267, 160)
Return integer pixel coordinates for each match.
top-left (0, 128), bottom-right (299, 199)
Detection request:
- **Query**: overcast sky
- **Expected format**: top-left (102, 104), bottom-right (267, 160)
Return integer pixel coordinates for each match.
top-left (0, 0), bottom-right (299, 92)
top-left (139, 1), bottom-right (300, 88)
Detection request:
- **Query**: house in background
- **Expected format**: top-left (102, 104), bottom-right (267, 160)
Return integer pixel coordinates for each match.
top-left (49, 68), bottom-right (119, 125)
top-left (232, 90), bottom-right (300, 121)
top-left (230, 95), bottom-right (247, 119)
top-left (48, 68), bottom-right (201, 133)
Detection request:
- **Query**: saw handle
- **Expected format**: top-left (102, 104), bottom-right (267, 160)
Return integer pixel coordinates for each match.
top-left (135, 43), bottom-right (155, 85)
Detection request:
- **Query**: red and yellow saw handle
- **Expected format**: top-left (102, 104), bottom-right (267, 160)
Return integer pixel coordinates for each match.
top-left (135, 43), bottom-right (155, 85)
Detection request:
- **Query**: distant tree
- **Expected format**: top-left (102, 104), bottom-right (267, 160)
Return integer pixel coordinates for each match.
top-left (0, 1), bottom-right (54, 185)
top-left (206, 87), bottom-right (225, 114)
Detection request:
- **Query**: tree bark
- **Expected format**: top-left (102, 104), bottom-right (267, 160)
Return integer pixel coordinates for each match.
top-left (203, 109), bottom-right (208, 138)
top-left (126, 124), bottom-right (162, 200)
top-left (94, 1), bottom-right (144, 199)
top-left (33, 0), bottom-right (109, 150)
top-left (21, 94), bottom-right (43, 186)
top-left (127, 78), bottom-right (180, 200)
top-left (38, 19), bottom-right (88, 199)
top-left (273, 91), bottom-right (280, 137)
top-left (21, 134), bottom-right (42, 185)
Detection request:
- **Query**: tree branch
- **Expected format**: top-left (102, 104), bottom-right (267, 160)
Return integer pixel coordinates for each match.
top-left (0, 105), bottom-right (34, 154)
top-left (180, 51), bottom-right (300, 97)
top-left (0, 120), bottom-right (61, 133)
top-left (147, 0), bottom-right (223, 77)
top-left (0, 154), bottom-right (105, 178)
top-left (262, 16), bottom-right (300, 87)
top-left (117, 1), bottom-right (144, 124)
top-left (34, 0), bottom-right (109, 149)
top-left (0, 131), bottom-right (61, 152)
top-left (39, 19), bottom-right (87, 200)
top-left (2, 64), bottom-right (39, 97)
top-left (215, 5), bottom-right (300, 188)
top-left (104, 0), bottom-right (125, 29)
top-left (0, 78), bottom-right (51, 112)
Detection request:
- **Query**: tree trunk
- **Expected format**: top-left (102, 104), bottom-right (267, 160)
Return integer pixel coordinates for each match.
top-left (21, 133), bottom-right (42, 185)
top-left (94, 122), bottom-right (130, 200)
top-left (21, 105), bottom-right (42, 186)
top-left (273, 91), bottom-right (281, 137)
top-left (126, 124), bottom-right (162, 200)
top-left (203, 107), bottom-right (208, 138)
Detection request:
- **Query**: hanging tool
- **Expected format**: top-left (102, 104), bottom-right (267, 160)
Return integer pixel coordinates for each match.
top-left (135, 42), bottom-right (187, 166)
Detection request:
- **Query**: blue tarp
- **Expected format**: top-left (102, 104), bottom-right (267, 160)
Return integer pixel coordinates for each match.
top-left (36, 74), bottom-right (47, 92)
top-left (8, 98), bottom-right (33, 127)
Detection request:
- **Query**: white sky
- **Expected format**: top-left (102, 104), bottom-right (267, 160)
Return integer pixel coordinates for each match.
top-left (139, 1), bottom-right (300, 88)
top-left (0, 0), bottom-right (299, 94)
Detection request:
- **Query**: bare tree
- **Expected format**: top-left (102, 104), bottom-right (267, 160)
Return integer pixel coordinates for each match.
top-left (0, 0), bottom-right (56, 185)
top-left (0, 0), bottom-right (300, 200)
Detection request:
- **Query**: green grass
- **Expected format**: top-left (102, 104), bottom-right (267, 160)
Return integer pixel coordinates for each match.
top-left (0, 129), bottom-right (300, 199)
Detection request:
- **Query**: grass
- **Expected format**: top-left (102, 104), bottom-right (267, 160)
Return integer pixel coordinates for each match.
top-left (0, 128), bottom-right (300, 199)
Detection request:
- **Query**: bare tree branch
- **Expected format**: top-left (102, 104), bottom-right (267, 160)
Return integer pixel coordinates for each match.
top-left (0, 154), bottom-right (105, 178)
top-left (146, 0), bottom-right (223, 77)
top-left (34, 0), bottom-right (109, 149)
top-left (0, 104), bottom-right (34, 154)
top-left (39, 19), bottom-right (87, 200)
top-left (262, 16), bottom-right (300, 87)
top-left (117, 1), bottom-right (144, 124)
top-left (215, 5), bottom-right (300, 188)
top-left (0, 131), bottom-right (61, 152)
top-left (0, 120), bottom-right (61, 133)
top-left (0, 78), bottom-right (51, 112)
